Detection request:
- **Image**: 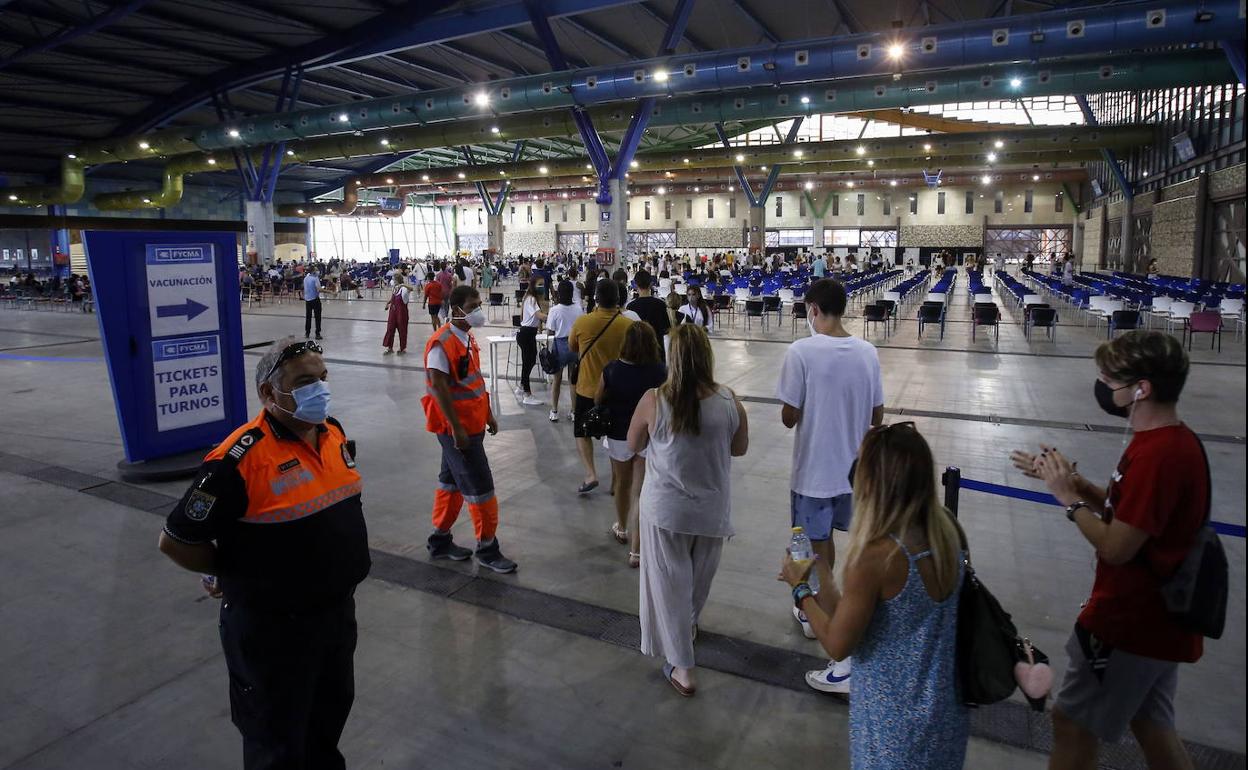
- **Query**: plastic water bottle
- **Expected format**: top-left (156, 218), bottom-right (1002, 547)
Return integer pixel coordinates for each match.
top-left (789, 526), bottom-right (820, 593)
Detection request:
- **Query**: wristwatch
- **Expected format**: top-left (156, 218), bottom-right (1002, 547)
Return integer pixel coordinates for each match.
top-left (792, 582), bottom-right (814, 609)
top-left (1065, 501), bottom-right (1089, 522)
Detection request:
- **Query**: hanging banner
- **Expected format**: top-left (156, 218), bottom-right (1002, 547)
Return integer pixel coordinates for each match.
top-left (85, 231), bottom-right (247, 463)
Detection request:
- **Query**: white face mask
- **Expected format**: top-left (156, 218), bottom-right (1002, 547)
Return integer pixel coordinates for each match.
top-left (455, 307), bottom-right (487, 328)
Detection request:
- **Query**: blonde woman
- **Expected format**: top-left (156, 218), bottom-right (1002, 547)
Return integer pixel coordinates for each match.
top-left (780, 423), bottom-right (968, 769)
top-left (629, 324), bottom-right (749, 696)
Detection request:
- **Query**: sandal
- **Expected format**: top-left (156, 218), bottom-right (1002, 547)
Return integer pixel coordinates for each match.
top-left (628, 552), bottom-right (640, 568)
top-left (577, 480), bottom-right (599, 496)
top-left (610, 523), bottom-right (628, 544)
top-left (663, 663), bottom-right (696, 697)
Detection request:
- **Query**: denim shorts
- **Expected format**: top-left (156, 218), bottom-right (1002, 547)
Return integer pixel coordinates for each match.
top-left (553, 337), bottom-right (577, 368)
top-left (790, 492), bottom-right (853, 542)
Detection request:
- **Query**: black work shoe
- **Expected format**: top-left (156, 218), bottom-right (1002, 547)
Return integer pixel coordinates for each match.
top-left (427, 532), bottom-right (472, 561)
top-left (475, 539), bottom-right (518, 574)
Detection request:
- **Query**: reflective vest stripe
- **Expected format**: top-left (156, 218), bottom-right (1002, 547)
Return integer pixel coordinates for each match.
top-left (244, 482), bottom-right (363, 524)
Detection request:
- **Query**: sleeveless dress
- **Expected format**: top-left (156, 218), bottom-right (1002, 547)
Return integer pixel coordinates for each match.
top-left (849, 537), bottom-right (968, 770)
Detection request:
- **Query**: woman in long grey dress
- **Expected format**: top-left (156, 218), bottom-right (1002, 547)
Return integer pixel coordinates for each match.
top-left (628, 324), bottom-right (749, 696)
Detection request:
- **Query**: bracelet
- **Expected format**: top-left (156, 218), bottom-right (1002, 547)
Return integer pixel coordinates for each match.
top-left (792, 582), bottom-right (814, 608)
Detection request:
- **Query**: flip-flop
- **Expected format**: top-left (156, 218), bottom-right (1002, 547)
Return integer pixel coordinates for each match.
top-left (610, 523), bottom-right (628, 544)
top-left (577, 480), bottom-right (599, 495)
top-left (663, 663), bottom-right (695, 697)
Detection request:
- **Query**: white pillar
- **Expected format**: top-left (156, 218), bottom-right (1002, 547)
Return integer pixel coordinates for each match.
top-left (596, 178), bottom-right (628, 261)
top-left (748, 205), bottom-right (766, 253)
top-left (245, 201), bottom-right (275, 266)
top-left (487, 212), bottom-right (504, 253)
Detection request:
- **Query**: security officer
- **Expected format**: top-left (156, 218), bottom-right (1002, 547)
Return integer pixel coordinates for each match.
top-left (158, 336), bottom-right (369, 770)
top-left (423, 284), bottom-right (517, 573)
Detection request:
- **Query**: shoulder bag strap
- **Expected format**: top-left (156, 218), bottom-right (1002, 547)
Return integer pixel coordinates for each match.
top-left (579, 311), bottom-right (620, 362)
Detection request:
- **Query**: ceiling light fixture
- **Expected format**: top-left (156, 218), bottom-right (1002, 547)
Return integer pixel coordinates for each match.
top-left (981, 175), bottom-right (992, 185)
top-left (856, 145), bottom-right (866, 155)
top-left (867, 159), bottom-right (875, 166)
top-left (630, 160), bottom-right (639, 168)
top-left (386, 178), bottom-right (394, 184)
top-left (1009, 77), bottom-right (1022, 88)
top-left (846, 181), bottom-right (855, 188)
top-left (227, 128), bottom-right (240, 138)
top-left (889, 179), bottom-right (898, 186)
top-left (206, 158), bottom-right (217, 165)
top-left (138, 141), bottom-right (150, 149)
top-left (993, 139), bottom-right (1005, 149)
top-left (923, 143), bottom-right (932, 151)
top-left (735, 153), bottom-right (744, 162)
top-left (490, 126), bottom-right (500, 134)
top-left (653, 70), bottom-right (669, 82)
top-left (421, 174), bottom-right (430, 181)
top-left (800, 95), bottom-right (810, 104)
top-left (987, 152), bottom-right (997, 162)
top-left (793, 150), bottom-right (804, 158)
top-left (804, 181), bottom-right (814, 190)
top-left (888, 43), bottom-right (905, 59)
top-left (67, 153), bottom-right (77, 159)
top-left (457, 172), bottom-right (466, 179)
top-left (286, 149), bottom-right (294, 156)
top-left (379, 138), bottom-right (389, 146)
top-left (1032, 174), bottom-right (1040, 181)
top-left (539, 166), bottom-right (549, 174)
top-left (657, 186), bottom-right (666, 195)
top-left (683, 157), bottom-right (690, 163)
top-left (473, 92), bottom-right (489, 106)
top-left (337, 113), bottom-right (349, 122)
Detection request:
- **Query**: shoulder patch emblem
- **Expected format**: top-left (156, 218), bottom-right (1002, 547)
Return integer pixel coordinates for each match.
top-left (185, 489), bottom-right (216, 521)
top-left (341, 444), bottom-right (357, 469)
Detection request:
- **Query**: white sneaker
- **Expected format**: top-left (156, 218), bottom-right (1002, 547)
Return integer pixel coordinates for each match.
top-left (792, 605), bottom-right (816, 639)
top-left (521, 395), bottom-right (544, 406)
top-left (548, 410), bottom-right (559, 422)
top-left (805, 658), bottom-right (852, 695)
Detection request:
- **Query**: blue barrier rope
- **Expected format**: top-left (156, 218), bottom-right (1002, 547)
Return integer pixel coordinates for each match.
top-left (958, 477), bottom-right (1246, 539)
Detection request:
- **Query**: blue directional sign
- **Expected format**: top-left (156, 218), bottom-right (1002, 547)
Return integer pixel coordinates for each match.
top-left (85, 232), bottom-right (247, 463)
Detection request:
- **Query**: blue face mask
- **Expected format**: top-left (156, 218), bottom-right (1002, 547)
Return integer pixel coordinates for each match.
top-left (273, 380), bottom-right (331, 424)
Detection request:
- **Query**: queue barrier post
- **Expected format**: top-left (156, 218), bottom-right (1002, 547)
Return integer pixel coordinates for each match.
top-left (942, 466), bottom-right (961, 519)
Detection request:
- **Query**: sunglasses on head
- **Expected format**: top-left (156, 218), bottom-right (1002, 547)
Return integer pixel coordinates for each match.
top-left (264, 340), bottom-right (323, 382)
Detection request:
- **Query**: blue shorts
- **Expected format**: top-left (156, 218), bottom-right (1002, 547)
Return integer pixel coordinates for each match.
top-left (553, 337), bottom-right (577, 368)
top-left (790, 492), bottom-right (853, 542)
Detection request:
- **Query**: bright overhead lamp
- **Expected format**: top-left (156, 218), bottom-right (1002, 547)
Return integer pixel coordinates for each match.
top-left (8, 194), bottom-right (18, 201)
top-left (138, 141), bottom-right (150, 149)
top-left (337, 113), bottom-right (349, 122)
top-left (889, 179), bottom-right (898, 187)
top-left (630, 160), bottom-right (639, 168)
top-left (457, 172), bottom-right (466, 179)
top-left (490, 126), bottom-right (500, 134)
top-left (682, 157), bottom-right (690, 163)
top-left (379, 138), bottom-right (389, 146)
top-left (987, 152), bottom-right (997, 162)
top-left (735, 153), bottom-right (745, 162)
top-left (804, 181), bottom-right (814, 190)
top-left (760, 165), bottom-right (768, 170)
top-left (67, 153), bottom-right (77, 159)
top-left (354, 180), bottom-right (361, 185)
top-left (539, 165), bottom-right (549, 174)
top-left (142, 198), bottom-right (152, 204)
top-left (792, 150), bottom-right (804, 158)
top-left (206, 158), bottom-right (217, 165)
top-left (887, 43), bottom-right (905, 59)
top-left (500, 171), bottom-right (507, 176)
top-left (993, 139), bottom-right (1004, 149)
top-left (473, 92), bottom-right (489, 106)
top-left (653, 69), bottom-right (669, 82)
top-left (1009, 77), bottom-right (1022, 88)
top-left (846, 181), bottom-right (855, 188)
top-left (385, 177), bottom-right (394, 184)
top-left (981, 175), bottom-right (992, 185)
top-left (1032, 174), bottom-right (1040, 181)
top-left (800, 95), bottom-right (810, 104)
top-left (585, 163), bottom-right (593, 170)
top-left (867, 159), bottom-right (875, 166)
top-left (693, 186), bottom-right (700, 192)
top-left (856, 145), bottom-right (866, 155)
top-left (297, 209), bottom-right (305, 215)
top-left (923, 143), bottom-right (932, 151)
top-left (728, 184), bottom-right (734, 191)
top-left (561, 191), bottom-right (569, 198)
top-left (286, 149), bottom-right (295, 156)
top-left (421, 174), bottom-right (430, 181)
top-left (227, 128), bottom-right (240, 138)
top-left (657, 186), bottom-right (666, 195)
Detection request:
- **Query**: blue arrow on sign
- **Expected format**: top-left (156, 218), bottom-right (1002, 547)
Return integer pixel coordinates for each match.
top-left (156, 298), bottom-right (210, 321)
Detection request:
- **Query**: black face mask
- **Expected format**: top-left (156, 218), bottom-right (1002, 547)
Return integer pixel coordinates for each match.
top-left (1094, 379), bottom-right (1133, 418)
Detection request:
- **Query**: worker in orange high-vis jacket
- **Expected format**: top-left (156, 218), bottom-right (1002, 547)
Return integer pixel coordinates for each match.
top-left (422, 284), bottom-right (518, 573)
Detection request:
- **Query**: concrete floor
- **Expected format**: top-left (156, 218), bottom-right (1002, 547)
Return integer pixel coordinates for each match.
top-left (0, 276), bottom-right (1243, 769)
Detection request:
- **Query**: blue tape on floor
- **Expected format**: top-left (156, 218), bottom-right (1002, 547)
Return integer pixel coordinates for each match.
top-left (0, 353), bottom-right (100, 362)
top-left (959, 477), bottom-right (1245, 539)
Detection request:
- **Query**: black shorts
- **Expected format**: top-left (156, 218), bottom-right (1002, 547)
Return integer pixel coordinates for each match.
top-left (428, 304), bottom-right (441, 318)
top-left (573, 394), bottom-right (595, 439)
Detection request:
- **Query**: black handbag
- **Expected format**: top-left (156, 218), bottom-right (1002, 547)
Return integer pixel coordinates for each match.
top-left (579, 403), bottom-right (613, 439)
top-left (538, 343), bottom-right (560, 375)
top-left (569, 311), bottom-right (619, 386)
top-left (949, 514), bottom-right (1048, 708)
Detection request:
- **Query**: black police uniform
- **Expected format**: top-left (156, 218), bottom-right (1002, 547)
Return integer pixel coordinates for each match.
top-left (164, 411), bottom-right (369, 770)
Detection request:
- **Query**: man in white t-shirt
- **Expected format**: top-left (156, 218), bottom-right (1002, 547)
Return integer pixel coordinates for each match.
top-left (776, 277), bottom-right (884, 695)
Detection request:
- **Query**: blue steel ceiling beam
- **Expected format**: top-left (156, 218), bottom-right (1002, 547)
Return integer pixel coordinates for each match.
top-left (1224, 40), bottom-right (1247, 86)
top-left (714, 122), bottom-right (761, 207)
top-left (756, 118), bottom-right (804, 204)
top-left (827, 0), bottom-right (864, 34)
top-left (1075, 94), bottom-right (1132, 201)
top-left (634, 2), bottom-right (712, 51)
top-left (525, 0), bottom-right (612, 179)
top-left (604, 0), bottom-right (696, 197)
top-left (727, 0), bottom-right (779, 44)
top-left (0, 0), bottom-right (151, 71)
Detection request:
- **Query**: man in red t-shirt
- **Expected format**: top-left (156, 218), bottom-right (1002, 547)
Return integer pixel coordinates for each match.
top-left (422, 271), bottom-right (444, 332)
top-left (1011, 331), bottom-right (1206, 769)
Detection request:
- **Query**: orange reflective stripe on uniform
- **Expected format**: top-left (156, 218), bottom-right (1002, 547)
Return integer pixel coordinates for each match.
top-left (244, 481), bottom-right (363, 524)
top-left (420, 322), bottom-right (490, 435)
